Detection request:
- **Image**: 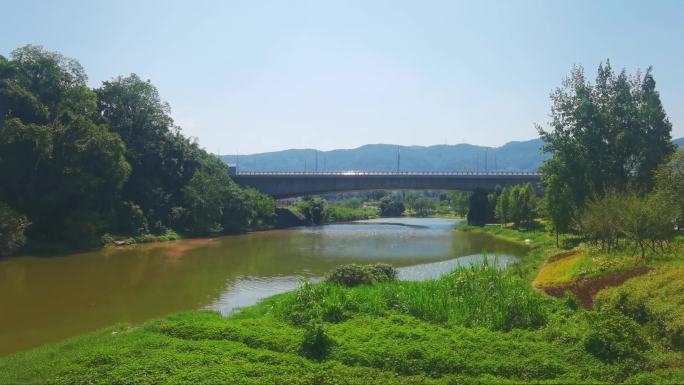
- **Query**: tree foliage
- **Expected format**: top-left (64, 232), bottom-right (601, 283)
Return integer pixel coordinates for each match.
top-left (577, 190), bottom-right (677, 259)
top-left (0, 46), bottom-right (275, 253)
top-left (378, 196), bottom-right (405, 217)
top-left (538, 61), bottom-right (675, 231)
top-left (653, 150), bottom-right (684, 227)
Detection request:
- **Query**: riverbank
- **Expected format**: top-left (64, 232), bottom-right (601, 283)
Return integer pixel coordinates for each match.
top-left (2, 225), bottom-right (684, 383)
top-left (0, 263), bottom-right (668, 384)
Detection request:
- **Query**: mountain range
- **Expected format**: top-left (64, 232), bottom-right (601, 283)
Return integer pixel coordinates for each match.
top-left (222, 137), bottom-right (684, 173)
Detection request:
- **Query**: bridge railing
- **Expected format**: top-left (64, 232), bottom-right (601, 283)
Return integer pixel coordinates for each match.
top-left (234, 171), bottom-right (540, 176)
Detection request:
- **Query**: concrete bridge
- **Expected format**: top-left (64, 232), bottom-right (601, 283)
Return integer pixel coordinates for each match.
top-left (231, 171), bottom-right (541, 198)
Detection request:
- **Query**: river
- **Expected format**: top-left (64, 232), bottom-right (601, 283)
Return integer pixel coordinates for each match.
top-left (0, 218), bottom-right (527, 356)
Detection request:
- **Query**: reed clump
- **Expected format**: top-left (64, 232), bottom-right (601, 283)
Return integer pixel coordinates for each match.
top-left (275, 260), bottom-right (547, 331)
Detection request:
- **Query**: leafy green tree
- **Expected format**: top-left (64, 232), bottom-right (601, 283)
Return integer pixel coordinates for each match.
top-left (378, 196), bottom-right (405, 217)
top-left (412, 197), bottom-right (437, 217)
top-left (97, 74), bottom-right (202, 229)
top-left (521, 183), bottom-right (537, 227)
top-left (654, 150), bottom-right (684, 227)
top-left (445, 191), bottom-right (470, 217)
top-left (495, 188), bottom-right (510, 226)
top-left (538, 62), bottom-right (674, 222)
top-left (0, 45), bottom-right (276, 249)
top-left (543, 173), bottom-right (573, 246)
top-left (298, 198), bottom-right (328, 225)
top-left (0, 45), bottom-right (130, 245)
top-left (183, 170), bottom-right (230, 234)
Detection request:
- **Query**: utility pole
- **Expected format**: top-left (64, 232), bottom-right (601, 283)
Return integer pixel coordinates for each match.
top-left (484, 149), bottom-right (488, 172)
top-left (315, 151), bottom-right (319, 173)
top-left (396, 149), bottom-right (401, 172)
top-left (494, 152), bottom-right (497, 172)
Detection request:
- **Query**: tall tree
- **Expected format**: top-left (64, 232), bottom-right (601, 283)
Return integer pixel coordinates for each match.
top-left (538, 61), bottom-right (674, 224)
top-left (0, 46), bottom-right (130, 245)
top-left (542, 172), bottom-right (573, 246)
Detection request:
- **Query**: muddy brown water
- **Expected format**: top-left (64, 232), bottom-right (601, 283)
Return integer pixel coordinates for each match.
top-left (0, 218), bottom-right (527, 356)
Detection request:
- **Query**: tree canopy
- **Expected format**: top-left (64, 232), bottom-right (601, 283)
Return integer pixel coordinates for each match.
top-left (0, 45), bottom-right (275, 254)
top-left (539, 61), bottom-right (674, 233)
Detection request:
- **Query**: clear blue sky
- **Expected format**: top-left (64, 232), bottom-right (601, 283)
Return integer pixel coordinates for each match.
top-left (2, 0), bottom-right (683, 154)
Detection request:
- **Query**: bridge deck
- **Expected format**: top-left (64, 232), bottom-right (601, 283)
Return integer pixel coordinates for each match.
top-left (235, 171), bottom-right (539, 176)
top-left (232, 171), bottom-right (541, 198)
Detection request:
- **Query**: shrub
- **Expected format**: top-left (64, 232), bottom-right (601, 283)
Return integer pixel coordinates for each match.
top-left (300, 321), bottom-right (334, 360)
top-left (366, 263), bottom-right (398, 281)
top-left (595, 267), bottom-right (684, 349)
top-left (583, 311), bottom-right (647, 364)
top-left (326, 263), bottom-right (398, 287)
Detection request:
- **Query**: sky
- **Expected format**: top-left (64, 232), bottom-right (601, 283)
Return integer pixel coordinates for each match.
top-left (1, 0), bottom-right (683, 154)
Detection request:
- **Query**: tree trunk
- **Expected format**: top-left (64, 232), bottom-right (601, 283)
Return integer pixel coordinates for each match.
top-left (556, 230), bottom-right (559, 248)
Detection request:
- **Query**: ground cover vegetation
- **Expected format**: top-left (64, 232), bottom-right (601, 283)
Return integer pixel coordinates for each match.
top-left (0, 46), bottom-right (276, 256)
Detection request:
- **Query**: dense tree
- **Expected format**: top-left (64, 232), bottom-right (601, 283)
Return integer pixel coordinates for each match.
top-left (412, 197), bottom-right (436, 217)
top-left (0, 45), bottom-right (275, 254)
top-left (538, 62), bottom-right (674, 226)
top-left (0, 46), bottom-right (131, 246)
top-left (653, 150), bottom-right (684, 228)
top-left (444, 191), bottom-right (470, 217)
top-left (577, 190), bottom-right (676, 259)
top-left (97, 74), bottom-right (206, 232)
top-left (298, 198), bottom-right (328, 225)
top-left (467, 189), bottom-right (492, 226)
top-left (492, 183), bottom-right (538, 229)
top-left (542, 173), bottom-right (573, 246)
top-left (378, 196), bottom-right (405, 217)
top-left (494, 188), bottom-right (510, 225)
top-left (183, 170), bottom-right (231, 234)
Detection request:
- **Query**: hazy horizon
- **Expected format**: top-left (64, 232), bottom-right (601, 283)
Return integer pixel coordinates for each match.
top-left (2, 0), bottom-right (683, 153)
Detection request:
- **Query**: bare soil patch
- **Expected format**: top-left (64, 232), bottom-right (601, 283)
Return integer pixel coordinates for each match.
top-left (542, 266), bottom-right (651, 308)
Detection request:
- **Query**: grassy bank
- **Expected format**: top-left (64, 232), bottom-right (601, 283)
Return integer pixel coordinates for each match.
top-left (3, 226), bottom-right (684, 384)
top-left (2, 260), bottom-right (684, 384)
top-left (456, 224), bottom-right (558, 282)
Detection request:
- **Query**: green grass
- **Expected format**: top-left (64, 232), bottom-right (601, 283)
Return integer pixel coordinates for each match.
top-left (326, 206), bottom-right (378, 222)
top-left (272, 262), bottom-right (548, 331)
top-left (2, 262), bottom-right (683, 384)
top-left (595, 266), bottom-right (684, 349)
top-left (456, 224), bottom-right (560, 282)
top-left (533, 251), bottom-right (588, 288)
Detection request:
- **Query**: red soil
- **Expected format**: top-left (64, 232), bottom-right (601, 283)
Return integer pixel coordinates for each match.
top-left (542, 266), bottom-right (652, 308)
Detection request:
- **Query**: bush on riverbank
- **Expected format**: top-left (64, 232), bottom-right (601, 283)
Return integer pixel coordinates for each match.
top-left (325, 263), bottom-right (397, 287)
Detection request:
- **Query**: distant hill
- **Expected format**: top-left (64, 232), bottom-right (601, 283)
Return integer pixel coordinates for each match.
top-left (675, 137), bottom-right (684, 148)
top-left (222, 137), bottom-right (684, 173)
